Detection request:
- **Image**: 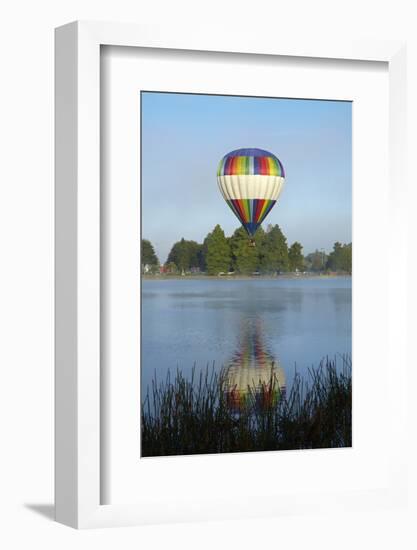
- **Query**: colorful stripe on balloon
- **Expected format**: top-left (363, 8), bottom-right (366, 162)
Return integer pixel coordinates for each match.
top-left (217, 149), bottom-right (285, 177)
top-left (226, 198), bottom-right (276, 237)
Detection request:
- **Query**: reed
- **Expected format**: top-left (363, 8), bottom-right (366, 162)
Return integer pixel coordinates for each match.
top-left (141, 356), bottom-right (351, 457)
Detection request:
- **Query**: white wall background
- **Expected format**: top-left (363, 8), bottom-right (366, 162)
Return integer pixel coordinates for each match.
top-left (0, 0), bottom-right (416, 548)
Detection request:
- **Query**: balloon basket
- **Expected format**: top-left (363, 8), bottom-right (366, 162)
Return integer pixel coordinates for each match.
top-left (249, 239), bottom-right (256, 247)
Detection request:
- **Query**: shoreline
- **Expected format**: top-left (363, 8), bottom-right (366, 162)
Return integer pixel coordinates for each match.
top-left (142, 273), bottom-right (351, 282)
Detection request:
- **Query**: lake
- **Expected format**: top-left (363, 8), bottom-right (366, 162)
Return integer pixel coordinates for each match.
top-left (141, 276), bottom-right (352, 401)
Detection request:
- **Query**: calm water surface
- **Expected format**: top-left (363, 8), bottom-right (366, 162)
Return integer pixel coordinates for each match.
top-left (141, 277), bottom-right (351, 400)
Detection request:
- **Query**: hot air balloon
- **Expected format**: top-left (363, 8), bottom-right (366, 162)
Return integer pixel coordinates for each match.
top-left (217, 148), bottom-right (285, 245)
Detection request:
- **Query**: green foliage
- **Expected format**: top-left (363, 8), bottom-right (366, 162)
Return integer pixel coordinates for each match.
top-left (259, 224), bottom-right (289, 273)
top-left (228, 224), bottom-right (291, 275)
top-left (199, 237), bottom-right (208, 272)
top-left (305, 249), bottom-right (327, 272)
top-left (205, 225), bottom-right (231, 275)
top-left (229, 227), bottom-right (259, 274)
top-left (156, 226), bottom-right (352, 276)
top-left (326, 242), bottom-right (352, 273)
top-left (141, 239), bottom-right (159, 273)
top-left (288, 241), bottom-right (304, 271)
top-left (166, 238), bottom-right (203, 272)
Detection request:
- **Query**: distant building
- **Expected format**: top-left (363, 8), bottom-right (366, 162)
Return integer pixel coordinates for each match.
top-left (161, 263), bottom-right (177, 274)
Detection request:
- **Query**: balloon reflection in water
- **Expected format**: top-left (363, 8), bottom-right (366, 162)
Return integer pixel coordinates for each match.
top-left (225, 319), bottom-right (286, 411)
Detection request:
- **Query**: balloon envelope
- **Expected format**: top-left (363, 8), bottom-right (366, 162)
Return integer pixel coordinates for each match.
top-left (217, 148), bottom-right (285, 237)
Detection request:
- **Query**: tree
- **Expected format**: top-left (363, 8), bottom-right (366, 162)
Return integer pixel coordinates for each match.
top-left (342, 243), bottom-right (352, 273)
top-left (288, 242), bottom-right (304, 271)
top-left (197, 242), bottom-right (207, 272)
top-left (253, 225), bottom-right (266, 248)
top-left (327, 242), bottom-right (352, 273)
top-left (184, 240), bottom-right (202, 270)
top-left (141, 239), bottom-right (159, 273)
top-left (166, 238), bottom-right (187, 271)
top-left (205, 225), bottom-right (231, 275)
top-left (166, 238), bottom-right (202, 272)
top-left (305, 249), bottom-right (327, 272)
top-left (259, 224), bottom-right (289, 273)
top-left (229, 227), bottom-right (259, 274)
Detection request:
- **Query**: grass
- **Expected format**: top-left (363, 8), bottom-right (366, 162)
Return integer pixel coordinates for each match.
top-left (141, 356), bottom-right (352, 457)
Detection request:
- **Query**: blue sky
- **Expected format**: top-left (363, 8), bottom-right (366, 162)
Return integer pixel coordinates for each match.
top-left (141, 92), bottom-right (352, 264)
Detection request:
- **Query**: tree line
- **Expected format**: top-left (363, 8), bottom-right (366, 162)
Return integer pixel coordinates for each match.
top-left (142, 224), bottom-right (352, 275)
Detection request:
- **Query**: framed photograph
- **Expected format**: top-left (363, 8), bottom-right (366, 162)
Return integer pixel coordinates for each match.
top-left (55, 21), bottom-right (408, 528)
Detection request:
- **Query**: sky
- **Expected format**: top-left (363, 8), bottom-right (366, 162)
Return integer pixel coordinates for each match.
top-left (141, 92), bottom-right (352, 264)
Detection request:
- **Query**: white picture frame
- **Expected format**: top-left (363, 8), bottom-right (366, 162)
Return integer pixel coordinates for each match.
top-left (55, 21), bottom-right (407, 529)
